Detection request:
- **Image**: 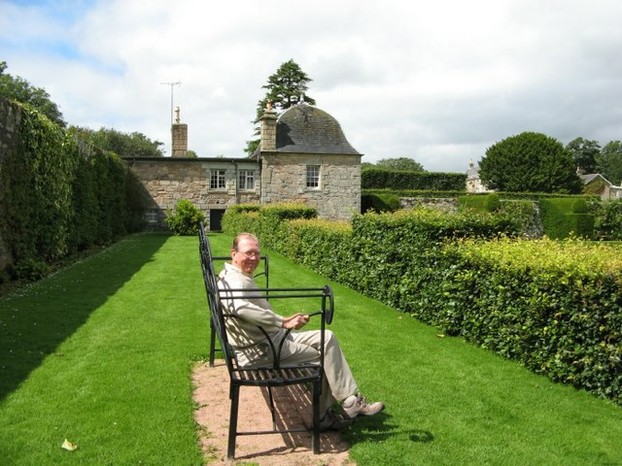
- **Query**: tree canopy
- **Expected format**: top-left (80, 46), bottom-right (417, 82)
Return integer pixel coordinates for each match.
top-left (372, 157), bottom-right (425, 172)
top-left (566, 137), bottom-right (600, 174)
top-left (597, 141), bottom-right (622, 185)
top-left (70, 126), bottom-right (164, 157)
top-left (478, 132), bottom-right (582, 194)
top-left (245, 59), bottom-right (316, 155)
top-left (0, 61), bottom-right (65, 127)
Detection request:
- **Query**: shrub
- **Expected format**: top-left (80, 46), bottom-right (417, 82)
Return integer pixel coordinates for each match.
top-left (362, 168), bottom-right (467, 191)
top-left (438, 237), bottom-right (622, 405)
top-left (361, 193), bottom-right (401, 213)
top-left (458, 193), bottom-right (500, 212)
top-left (165, 199), bottom-right (205, 236)
top-left (592, 200), bottom-right (622, 240)
top-left (539, 198), bottom-right (594, 239)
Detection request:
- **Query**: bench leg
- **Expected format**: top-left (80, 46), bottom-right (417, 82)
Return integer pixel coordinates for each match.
top-left (228, 384), bottom-right (240, 459)
top-left (267, 386), bottom-right (277, 429)
top-left (312, 379), bottom-right (321, 454)
top-left (209, 322), bottom-right (216, 367)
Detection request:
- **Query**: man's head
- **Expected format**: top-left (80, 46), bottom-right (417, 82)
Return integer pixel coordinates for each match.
top-left (231, 233), bottom-right (261, 275)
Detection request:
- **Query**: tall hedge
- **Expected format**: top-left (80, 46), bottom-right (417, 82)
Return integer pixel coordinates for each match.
top-left (362, 168), bottom-right (467, 191)
top-left (436, 238), bottom-right (622, 405)
top-left (0, 103), bottom-right (146, 279)
top-left (221, 204), bottom-right (621, 405)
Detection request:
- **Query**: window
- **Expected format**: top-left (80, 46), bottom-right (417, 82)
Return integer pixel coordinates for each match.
top-left (306, 165), bottom-right (321, 189)
top-left (238, 170), bottom-right (255, 190)
top-left (210, 170), bottom-right (226, 189)
top-left (145, 209), bottom-right (160, 224)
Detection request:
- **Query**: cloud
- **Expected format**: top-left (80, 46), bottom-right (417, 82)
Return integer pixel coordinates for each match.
top-left (2, 0), bottom-right (622, 171)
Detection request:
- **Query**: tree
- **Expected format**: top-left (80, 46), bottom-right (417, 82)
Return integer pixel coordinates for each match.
top-left (70, 126), bottom-right (164, 157)
top-left (245, 59), bottom-right (316, 155)
top-left (478, 132), bottom-right (582, 193)
top-left (375, 157), bottom-right (425, 172)
top-left (0, 61), bottom-right (65, 127)
top-left (566, 137), bottom-right (600, 174)
top-left (597, 141), bottom-right (622, 185)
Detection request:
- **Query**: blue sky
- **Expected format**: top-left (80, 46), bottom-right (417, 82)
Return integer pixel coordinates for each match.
top-left (2, 0), bottom-right (621, 172)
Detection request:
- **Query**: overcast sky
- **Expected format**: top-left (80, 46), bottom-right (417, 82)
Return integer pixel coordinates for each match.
top-left (2, 0), bottom-right (621, 172)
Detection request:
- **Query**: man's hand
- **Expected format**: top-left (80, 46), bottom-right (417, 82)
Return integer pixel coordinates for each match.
top-left (282, 313), bottom-right (310, 330)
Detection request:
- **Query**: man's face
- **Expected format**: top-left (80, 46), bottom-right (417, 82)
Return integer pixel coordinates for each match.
top-left (231, 237), bottom-right (261, 276)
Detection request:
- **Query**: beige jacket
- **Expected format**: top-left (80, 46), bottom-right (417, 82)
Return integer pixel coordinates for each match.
top-left (218, 262), bottom-right (285, 365)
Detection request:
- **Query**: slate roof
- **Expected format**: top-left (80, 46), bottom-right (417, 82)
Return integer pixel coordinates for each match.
top-left (579, 173), bottom-right (613, 185)
top-left (274, 103), bottom-right (360, 155)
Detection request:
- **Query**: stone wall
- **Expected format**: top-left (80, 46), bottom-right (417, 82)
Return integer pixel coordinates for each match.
top-left (260, 153), bottom-right (361, 220)
top-left (126, 157), bottom-right (260, 229)
top-left (399, 197), bottom-right (459, 212)
top-left (0, 98), bottom-right (23, 269)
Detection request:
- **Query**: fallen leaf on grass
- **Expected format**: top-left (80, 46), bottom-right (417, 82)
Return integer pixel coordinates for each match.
top-left (61, 439), bottom-right (78, 451)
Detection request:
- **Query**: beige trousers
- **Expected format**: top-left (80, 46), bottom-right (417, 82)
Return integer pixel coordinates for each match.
top-left (245, 329), bottom-right (359, 415)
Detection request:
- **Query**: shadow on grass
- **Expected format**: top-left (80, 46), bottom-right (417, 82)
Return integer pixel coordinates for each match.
top-left (0, 233), bottom-right (169, 401)
top-left (347, 412), bottom-right (435, 445)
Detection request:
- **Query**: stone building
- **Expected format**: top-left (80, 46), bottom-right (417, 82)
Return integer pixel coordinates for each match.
top-left (125, 103), bottom-right (362, 230)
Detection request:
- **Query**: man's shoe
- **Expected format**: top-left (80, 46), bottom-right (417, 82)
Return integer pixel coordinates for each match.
top-left (342, 394), bottom-right (385, 419)
top-left (318, 411), bottom-right (354, 432)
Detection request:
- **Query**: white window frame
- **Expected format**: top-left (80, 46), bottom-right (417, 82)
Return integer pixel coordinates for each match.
top-left (238, 169), bottom-right (255, 191)
top-left (306, 165), bottom-right (321, 189)
top-left (210, 169), bottom-right (226, 190)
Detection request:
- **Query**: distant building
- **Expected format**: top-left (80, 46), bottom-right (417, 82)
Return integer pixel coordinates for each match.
top-left (579, 173), bottom-right (622, 200)
top-left (465, 160), bottom-right (492, 193)
top-left (125, 103), bottom-right (362, 230)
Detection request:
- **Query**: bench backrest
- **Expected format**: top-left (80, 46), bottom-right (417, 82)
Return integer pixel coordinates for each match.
top-left (199, 224), bottom-right (239, 373)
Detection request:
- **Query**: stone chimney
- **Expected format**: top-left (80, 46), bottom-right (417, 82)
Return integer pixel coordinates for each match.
top-left (259, 101), bottom-right (277, 151)
top-left (171, 106), bottom-right (188, 157)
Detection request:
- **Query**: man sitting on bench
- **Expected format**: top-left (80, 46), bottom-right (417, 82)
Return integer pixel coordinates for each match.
top-left (218, 232), bottom-right (384, 431)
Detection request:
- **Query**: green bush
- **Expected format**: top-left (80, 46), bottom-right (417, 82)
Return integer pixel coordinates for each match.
top-left (282, 219), bottom-right (353, 283)
top-left (539, 198), bottom-right (595, 239)
top-left (437, 237), bottom-right (622, 405)
top-left (165, 199), bottom-right (205, 236)
top-left (221, 205), bottom-right (261, 237)
top-left (361, 193), bottom-right (401, 213)
top-left (362, 168), bottom-right (467, 191)
top-left (0, 101), bottom-right (146, 283)
top-left (458, 193), bottom-right (500, 212)
top-left (592, 200), bottom-right (622, 240)
top-left (219, 202), bottom-right (621, 405)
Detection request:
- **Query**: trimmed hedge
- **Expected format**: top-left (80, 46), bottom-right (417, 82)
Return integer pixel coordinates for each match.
top-left (0, 102), bottom-right (146, 280)
top-left (432, 238), bottom-right (622, 405)
top-left (221, 204), bottom-right (621, 405)
top-left (539, 198), bottom-right (594, 239)
top-left (592, 200), bottom-right (622, 240)
top-left (361, 192), bottom-right (401, 213)
top-left (362, 168), bottom-right (467, 191)
top-left (458, 193), bottom-right (501, 212)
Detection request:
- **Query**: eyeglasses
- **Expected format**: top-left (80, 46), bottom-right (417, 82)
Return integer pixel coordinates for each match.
top-left (236, 249), bottom-right (260, 258)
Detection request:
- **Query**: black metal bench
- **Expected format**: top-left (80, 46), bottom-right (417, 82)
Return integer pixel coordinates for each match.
top-left (198, 224), bottom-right (335, 459)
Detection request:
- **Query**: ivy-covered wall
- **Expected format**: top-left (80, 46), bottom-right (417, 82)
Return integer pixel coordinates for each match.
top-left (0, 97), bottom-right (146, 281)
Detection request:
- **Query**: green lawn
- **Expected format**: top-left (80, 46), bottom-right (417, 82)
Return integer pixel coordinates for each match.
top-left (1, 232), bottom-right (621, 465)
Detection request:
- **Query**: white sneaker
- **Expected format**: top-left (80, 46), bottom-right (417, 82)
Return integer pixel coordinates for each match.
top-left (342, 394), bottom-right (385, 418)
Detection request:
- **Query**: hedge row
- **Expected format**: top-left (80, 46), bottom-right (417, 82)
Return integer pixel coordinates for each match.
top-left (362, 168), bottom-right (467, 191)
top-left (0, 104), bottom-right (145, 280)
top-left (222, 205), bottom-right (622, 405)
top-left (591, 200), bottom-right (622, 241)
top-left (426, 238), bottom-right (622, 405)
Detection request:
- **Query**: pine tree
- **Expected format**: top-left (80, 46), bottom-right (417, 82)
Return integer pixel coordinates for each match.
top-left (245, 59), bottom-right (316, 155)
